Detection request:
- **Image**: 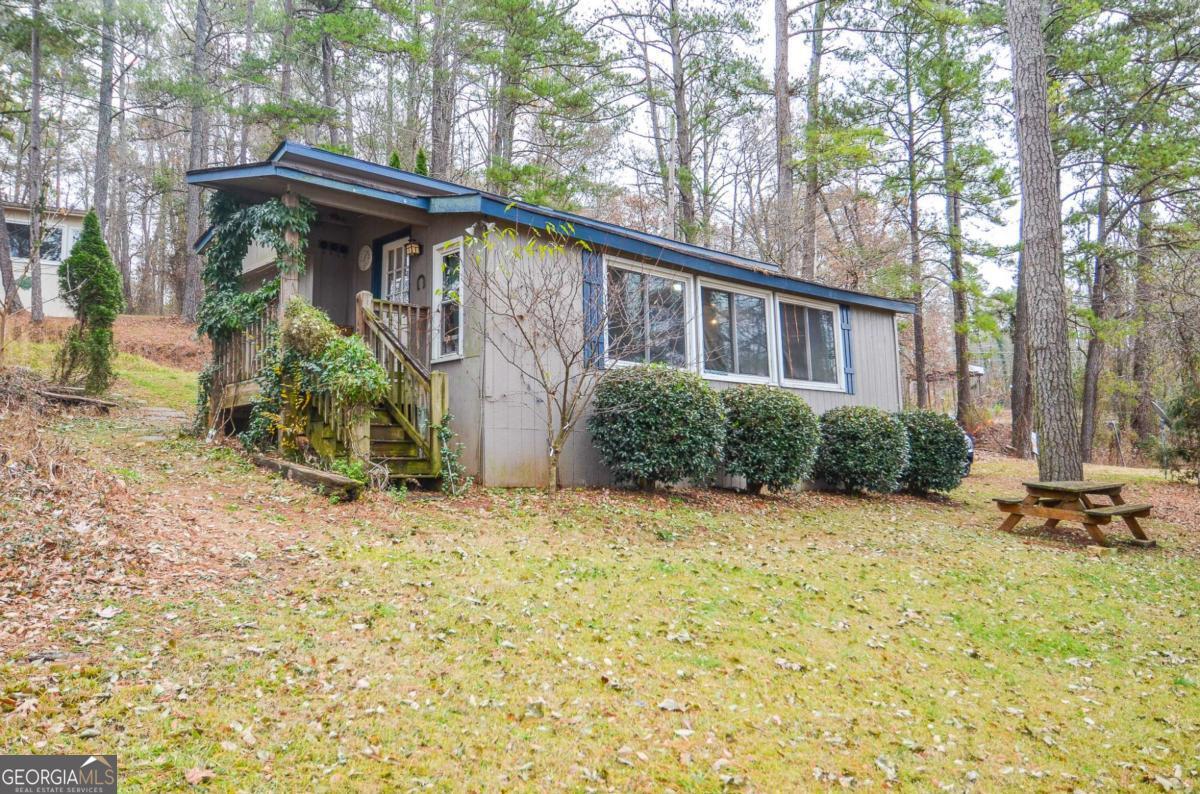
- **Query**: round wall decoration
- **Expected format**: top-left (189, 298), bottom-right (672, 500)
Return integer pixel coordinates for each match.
top-left (357, 245), bottom-right (373, 271)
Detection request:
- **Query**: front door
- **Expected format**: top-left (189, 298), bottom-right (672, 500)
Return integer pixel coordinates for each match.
top-left (381, 239), bottom-right (411, 304)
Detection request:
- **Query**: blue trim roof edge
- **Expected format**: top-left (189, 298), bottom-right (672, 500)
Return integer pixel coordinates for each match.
top-left (188, 142), bottom-right (915, 314)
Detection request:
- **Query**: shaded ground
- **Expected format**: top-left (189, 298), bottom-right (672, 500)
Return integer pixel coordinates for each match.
top-left (1, 407), bottom-right (1197, 792)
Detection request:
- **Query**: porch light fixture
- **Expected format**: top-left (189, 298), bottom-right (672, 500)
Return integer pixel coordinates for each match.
top-left (404, 240), bottom-right (422, 257)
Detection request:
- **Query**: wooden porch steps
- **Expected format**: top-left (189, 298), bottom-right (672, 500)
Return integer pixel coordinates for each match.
top-left (210, 291), bottom-right (446, 484)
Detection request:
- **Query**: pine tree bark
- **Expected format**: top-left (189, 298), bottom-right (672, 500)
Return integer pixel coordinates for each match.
top-left (799, 0), bottom-right (825, 281)
top-left (668, 0), bottom-right (697, 243)
top-left (0, 205), bottom-right (20, 312)
top-left (181, 0), bottom-right (209, 321)
top-left (905, 58), bottom-right (927, 408)
top-left (1131, 192), bottom-right (1155, 439)
top-left (1006, 0), bottom-right (1082, 481)
top-left (281, 0), bottom-right (293, 103)
top-left (321, 29), bottom-right (339, 147)
top-left (429, 0), bottom-right (454, 179)
top-left (94, 0), bottom-right (115, 232)
top-left (1079, 160), bottom-right (1109, 462)
top-left (239, 0), bottom-right (254, 162)
top-left (29, 0), bottom-right (44, 324)
top-left (940, 93), bottom-right (971, 425)
top-left (1010, 248), bottom-right (1032, 456)
top-left (774, 0), bottom-right (797, 274)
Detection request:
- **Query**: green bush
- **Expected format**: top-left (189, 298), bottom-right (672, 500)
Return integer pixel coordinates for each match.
top-left (588, 365), bottom-right (725, 488)
top-left (897, 410), bottom-right (968, 494)
top-left (309, 335), bottom-right (389, 408)
top-left (721, 385), bottom-right (819, 493)
top-left (282, 298), bottom-right (338, 359)
top-left (1157, 384), bottom-right (1200, 485)
top-left (54, 210), bottom-right (124, 393)
top-left (813, 406), bottom-right (909, 493)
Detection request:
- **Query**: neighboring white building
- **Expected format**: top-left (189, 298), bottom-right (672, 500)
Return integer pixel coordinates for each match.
top-left (2, 202), bottom-right (87, 318)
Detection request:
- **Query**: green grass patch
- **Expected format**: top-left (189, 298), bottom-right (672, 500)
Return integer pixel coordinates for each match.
top-left (3, 339), bottom-right (196, 410)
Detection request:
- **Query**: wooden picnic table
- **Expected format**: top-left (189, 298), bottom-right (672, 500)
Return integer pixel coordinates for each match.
top-left (994, 480), bottom-right (1154, 548)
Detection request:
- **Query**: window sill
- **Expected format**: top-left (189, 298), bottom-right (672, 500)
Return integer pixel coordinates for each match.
top-left (701, 370), bottom-right (773, 386)
top-left (780, 378), bottom-right (845, 393)
top-left (431, 353), bottom-right (464, 365)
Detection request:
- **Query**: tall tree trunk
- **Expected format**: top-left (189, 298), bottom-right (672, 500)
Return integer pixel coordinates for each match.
top-left (774, 0), bottom-right (796, 274)
top-left (668, 0), bottom-right (697, 243)
top-left (1131, 192), bottom-right (1155, 439)
top-left (1079, 159), bottom-right (1109, 461)
top-left (239, 0), bottom-right (254, 162)
top-left (321, 32), bottom-right (339, 147)
top-left (904, 42), bottom-right (927, 409)
top-left (115, 66), bottom-right (132, 305)
top-left (0, 205), bottom-right (21, 312)
top-left (488, 68), bottom-right (517, 191)
top-left (181, 0), bottom-right (209, 321)
top-left (402, 21), bottom-right (422, 165)
top-left (281, 0), bottom-right (293, 104)
top-left (29, 0), bottom-right (44, 324)
top-left (1006, 0), bottom-right (1082, 481)
top-left (940, 96), bottom-right (971, 425)
top-left (94, 0), bottom-right (115, 232)
top-left (799, 0), bottom-right (826, 281)
top-left (429, 0), bottom-right (454, 179)
top-left (1010, 247), bottom-right (1032, 456)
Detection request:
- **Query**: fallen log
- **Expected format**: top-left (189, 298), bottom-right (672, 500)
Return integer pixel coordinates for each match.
top-left (251, 454), bottom-right (363, 501)
top-left (38, 390), bottom-right (118, 410)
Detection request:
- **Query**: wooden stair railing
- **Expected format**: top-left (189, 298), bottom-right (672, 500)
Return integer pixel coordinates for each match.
top-left (355, 291), bottom-right (447, 476)
top-left (371, 298), bottom-right (431, 370)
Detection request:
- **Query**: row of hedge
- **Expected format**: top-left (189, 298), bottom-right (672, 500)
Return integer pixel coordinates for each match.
top-left (587, 365), bottom-right (968, 495)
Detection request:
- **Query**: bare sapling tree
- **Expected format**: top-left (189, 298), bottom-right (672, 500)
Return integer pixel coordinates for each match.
top-left (463, 221), bottom-right (638, 492)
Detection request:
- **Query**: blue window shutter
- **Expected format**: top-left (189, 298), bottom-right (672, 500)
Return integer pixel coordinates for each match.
top-left (582, 249), bottom-right (605, 367)
top-left (840, 304), bottom-right (855, 395)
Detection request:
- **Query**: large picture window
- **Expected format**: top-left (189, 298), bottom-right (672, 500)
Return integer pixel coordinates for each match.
top-left (605, 263), bottom-right (688, 367)
top-left (701, 286), bottom-right (769, 378)
top-left (7, 223), bottom-right (62, 262)
top-left (778, 300), bottom-right (840, 386)
top-left (432, 239), bottom-right (463, 361)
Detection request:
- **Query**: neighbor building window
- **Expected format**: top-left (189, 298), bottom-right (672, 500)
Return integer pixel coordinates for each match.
top-left (778, 300), bottom-right (840, 386)
top-left (605, 263), bottom-right (689, 367)
top-left (701, 285), bottom-right (769, 379)
top-left (432, 239), bottom-right (463, 361)
top-left (7, 223), bottom-right (62, 262)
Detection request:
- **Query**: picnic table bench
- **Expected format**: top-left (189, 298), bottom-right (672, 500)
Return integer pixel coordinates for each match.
top-left (993, 480), bottom-right (1154, 548)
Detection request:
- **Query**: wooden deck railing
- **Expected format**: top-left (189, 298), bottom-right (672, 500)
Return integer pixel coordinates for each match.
top-left (372, 298), bottom-right (430, 369)
top-left (356, 291), bottom-right (446, 468)
top-left (213, 294), bottom-right (278, 390)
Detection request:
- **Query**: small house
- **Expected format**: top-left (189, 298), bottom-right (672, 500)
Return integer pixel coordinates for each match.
top-left (188, 142), bottom-right (914, 487)
top-left (2, 202), bottom-right (86, 318)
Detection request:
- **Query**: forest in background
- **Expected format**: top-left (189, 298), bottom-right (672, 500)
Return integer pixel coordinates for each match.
top-left (0, 0), bottom-right (1197, 465)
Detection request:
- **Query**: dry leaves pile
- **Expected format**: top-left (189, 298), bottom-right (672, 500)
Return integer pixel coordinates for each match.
top-left (0, 369), bottom-right (246, 651)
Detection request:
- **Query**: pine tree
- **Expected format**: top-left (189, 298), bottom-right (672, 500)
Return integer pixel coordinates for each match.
top-left (414, 147), bottom-right (429, 176)
top-left (55, 211), bottom-right (125, 394)
top-left (389, 150), bottom-right (403, 169)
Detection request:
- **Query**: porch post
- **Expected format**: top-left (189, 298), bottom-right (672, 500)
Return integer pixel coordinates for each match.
top-left (278, 189), bottom-right (301, 323)
top-left (355, 290), bottom-right (372, 336)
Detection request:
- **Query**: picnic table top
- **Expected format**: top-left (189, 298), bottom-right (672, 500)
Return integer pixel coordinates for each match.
top-left (1020, 480), bottom-right (1125, 494)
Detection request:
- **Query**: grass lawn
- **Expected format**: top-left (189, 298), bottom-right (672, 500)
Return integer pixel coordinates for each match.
top-left (1, 415), bottom-right (1198, 791)
top-left (2, 339), bottom-right (197, 411)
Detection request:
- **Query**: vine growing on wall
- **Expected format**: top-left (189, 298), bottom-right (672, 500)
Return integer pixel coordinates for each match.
top-left (196, 191), bottom-right (316, 344)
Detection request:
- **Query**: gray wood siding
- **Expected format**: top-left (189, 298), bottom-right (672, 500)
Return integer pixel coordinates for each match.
top-left (257, 205), bottom-right (905, 488)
